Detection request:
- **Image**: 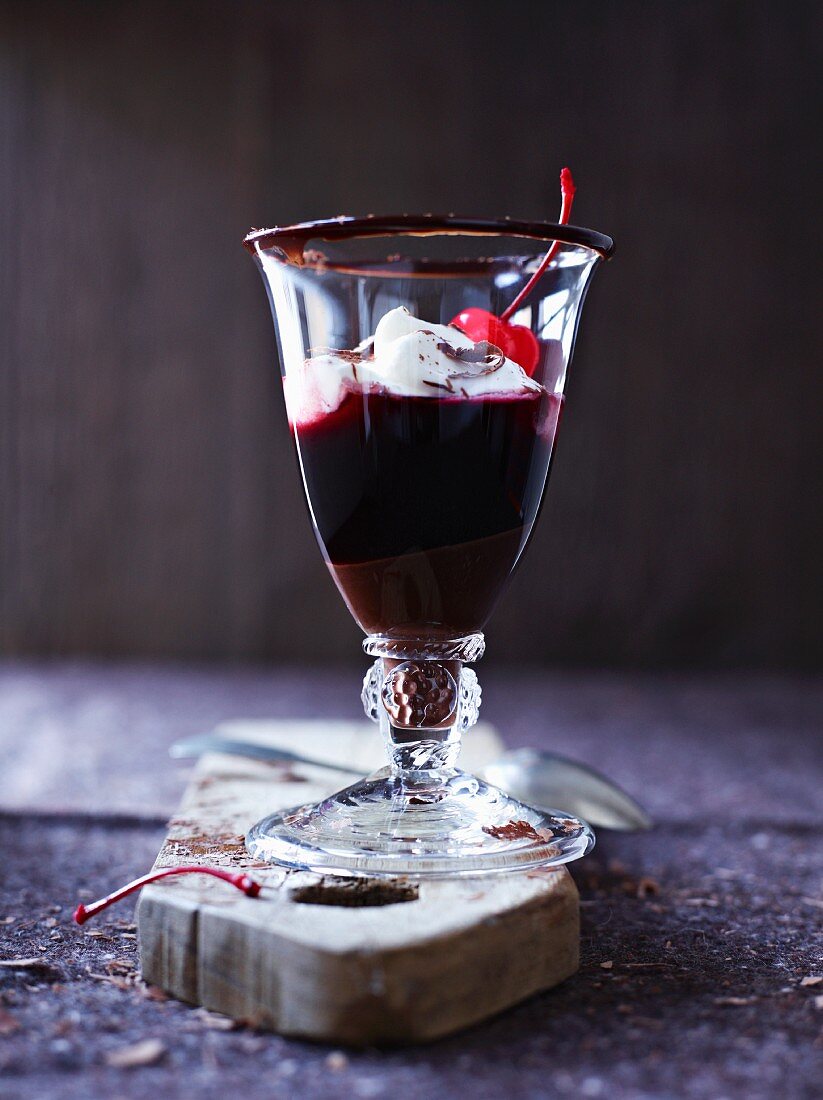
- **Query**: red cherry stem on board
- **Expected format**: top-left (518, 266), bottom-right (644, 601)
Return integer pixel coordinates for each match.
top-left (73, 865), bottom-right (262, 925)
top-left (499, 167), bottom-right (576, 322)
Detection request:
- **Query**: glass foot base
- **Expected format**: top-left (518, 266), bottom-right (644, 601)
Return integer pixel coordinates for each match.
top-left (246, 769), bottom-right (595, 877)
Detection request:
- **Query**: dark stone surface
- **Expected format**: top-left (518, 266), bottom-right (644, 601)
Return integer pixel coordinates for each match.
top-left (0, 664), bottom-right (821, 1098)
top-left (1, 816), bottom-right (821, 1100)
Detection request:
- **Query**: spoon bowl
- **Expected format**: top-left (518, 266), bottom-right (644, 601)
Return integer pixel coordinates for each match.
top-left (480, 747), bottom-right (652, 832)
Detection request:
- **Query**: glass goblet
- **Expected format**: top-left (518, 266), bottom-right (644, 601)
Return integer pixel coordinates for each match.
top-left (244, 215), bottom-right (613, 876)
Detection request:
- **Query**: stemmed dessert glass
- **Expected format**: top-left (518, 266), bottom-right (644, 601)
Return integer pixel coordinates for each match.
top-left (244, 213), bottom-right (613, 876)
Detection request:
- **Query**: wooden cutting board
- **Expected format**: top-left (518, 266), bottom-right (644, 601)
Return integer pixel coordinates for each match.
top-left (137, 720), bottom-right (580, 1045)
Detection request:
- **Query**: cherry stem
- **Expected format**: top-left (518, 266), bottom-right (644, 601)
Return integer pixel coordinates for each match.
top-left (499, 167), bottom-right (576, 323)
top-left (73, 865), bottom-right (262, 925)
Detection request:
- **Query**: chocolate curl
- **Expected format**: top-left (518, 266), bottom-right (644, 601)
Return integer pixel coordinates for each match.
top-left (435, 339), bottom-right (506, 375)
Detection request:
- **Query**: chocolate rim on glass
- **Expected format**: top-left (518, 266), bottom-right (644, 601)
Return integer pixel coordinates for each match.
top-left (244, 211), bottom-right (613, 876)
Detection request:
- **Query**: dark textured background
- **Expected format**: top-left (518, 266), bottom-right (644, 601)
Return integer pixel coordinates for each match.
top-left (1, 0), bottom-right (820, 667)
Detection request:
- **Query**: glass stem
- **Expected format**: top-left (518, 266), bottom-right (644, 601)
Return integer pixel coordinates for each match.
top-left (379, 657), bottom-right (464, 782)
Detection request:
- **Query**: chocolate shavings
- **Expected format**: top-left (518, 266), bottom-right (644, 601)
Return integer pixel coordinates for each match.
top-left (435, 339), bottom-right (505, 375)
top-left (307, 347), bottom-right (362, 363)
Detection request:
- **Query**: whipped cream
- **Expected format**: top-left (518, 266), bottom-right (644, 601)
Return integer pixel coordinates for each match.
top-left (284, 308), bottom-right (542, 426)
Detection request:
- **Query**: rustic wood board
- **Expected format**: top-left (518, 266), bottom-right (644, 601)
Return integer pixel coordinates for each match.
top-left (137, 720), bottom-right (580, 1045)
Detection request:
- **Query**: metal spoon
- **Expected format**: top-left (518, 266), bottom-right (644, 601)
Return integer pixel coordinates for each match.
top-left (479, 747), bottom-right (651, 831)
top-left (169, 735), bottom-right (651, 831)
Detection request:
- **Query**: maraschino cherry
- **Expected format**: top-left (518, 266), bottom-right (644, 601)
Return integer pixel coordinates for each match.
top-left (450, 167), bottom-right (576, 376)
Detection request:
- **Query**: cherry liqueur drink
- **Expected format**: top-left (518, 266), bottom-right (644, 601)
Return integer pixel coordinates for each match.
top-left (243, 175), bottom-right (613, 877)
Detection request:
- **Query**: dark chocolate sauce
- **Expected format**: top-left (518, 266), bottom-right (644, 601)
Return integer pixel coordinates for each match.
top-left (292, 389), bottom-right (562, 638)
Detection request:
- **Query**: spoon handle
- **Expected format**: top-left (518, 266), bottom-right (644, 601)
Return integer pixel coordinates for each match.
top-left (169, 735), bottom-right (361, 776)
